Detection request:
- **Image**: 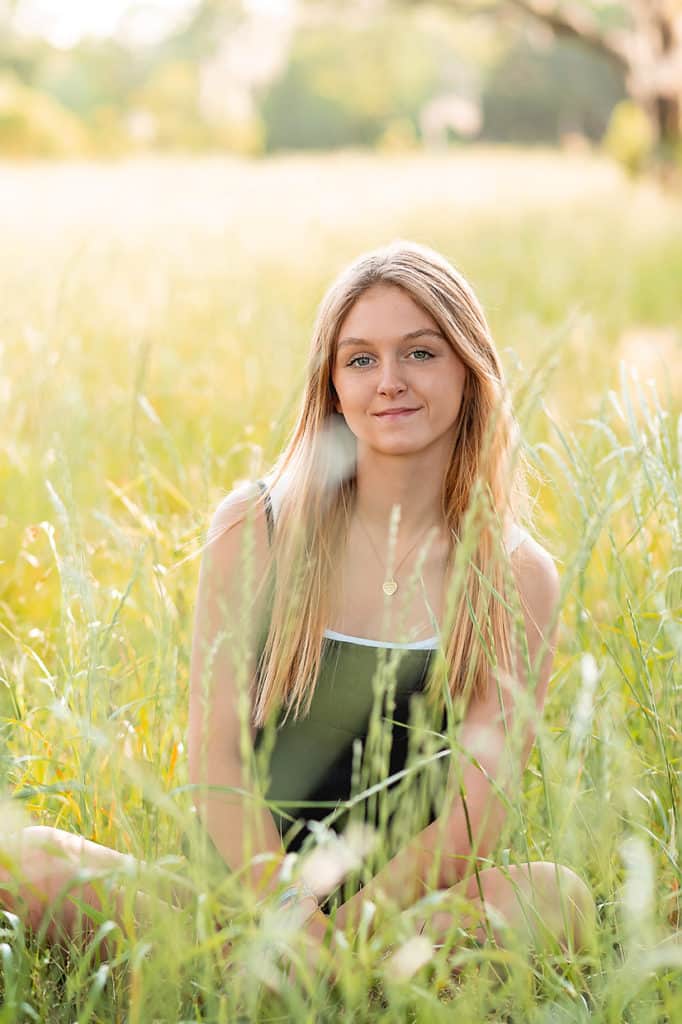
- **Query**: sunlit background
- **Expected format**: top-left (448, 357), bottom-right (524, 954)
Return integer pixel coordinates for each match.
top-left (5, 0), bottom-right (679, 161)
top-left (13, 0), bottom-right (200, 47)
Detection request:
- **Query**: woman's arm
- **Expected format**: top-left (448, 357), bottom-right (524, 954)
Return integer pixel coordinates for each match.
top-left (187, 487), bottom-right (289, 899)
top-left (333, 537), bottom-right (560, 931)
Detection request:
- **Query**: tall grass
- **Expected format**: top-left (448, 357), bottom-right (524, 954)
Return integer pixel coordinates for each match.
top-left (1, 149), bottom-right (681, 1020)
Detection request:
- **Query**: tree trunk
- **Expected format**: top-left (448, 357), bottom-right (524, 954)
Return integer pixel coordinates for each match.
top-left (655, 94), bottom-right (680, 147)
top-left (652, 12), bottom-right (681, 149)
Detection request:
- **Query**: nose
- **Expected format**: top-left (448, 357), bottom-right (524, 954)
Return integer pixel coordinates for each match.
top-left (377, 358), bottom-right (407, 398)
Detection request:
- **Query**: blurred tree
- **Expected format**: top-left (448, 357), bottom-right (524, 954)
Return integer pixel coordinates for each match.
top-left (0, 0), bottom-right (252, 154)
top-left (149, 0), bottom-right (270, 153)
top-left (482, 32), bottom-right (625, 142)
top-left (33, 40), bottom-right (149, 117)
top-left (396, 0), bottom-right (682, 154)
top-left (161, 0), bottom-right (245, 62)
top-left (130, 60), bottom-right (209, 150)
top-left (603, 97), bottom-right (656, 172)
top-left (260, 13), bottom-right (443, 150)
top-left (1, 19), bottom-right (54, 90)
top-left (0, 70), bottom-right (89, 156)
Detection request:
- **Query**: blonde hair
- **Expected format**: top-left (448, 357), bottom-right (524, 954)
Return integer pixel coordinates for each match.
top-left (250, 240), bottom-right (529, 728)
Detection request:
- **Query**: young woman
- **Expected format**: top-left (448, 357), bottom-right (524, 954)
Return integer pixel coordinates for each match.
top-left (185, 239), bottom-right (594, 966)
top-left (1, 241), bottom-right (593, 973)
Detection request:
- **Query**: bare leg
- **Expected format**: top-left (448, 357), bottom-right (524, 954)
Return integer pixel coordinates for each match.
top-left (0, 826), bottom-right (177, 952)
top-left (414, 861), bottom-right (595, 959)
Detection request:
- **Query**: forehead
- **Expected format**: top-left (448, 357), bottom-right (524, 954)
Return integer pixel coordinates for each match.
top-left (337, 284), bottom-right (440, 341)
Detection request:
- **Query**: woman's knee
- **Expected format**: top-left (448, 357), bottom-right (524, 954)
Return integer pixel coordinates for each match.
top-left (2, 826), bottom-right (67, 885)
top-left (13, 825), bottom-right (73, 859)
top-left (0, 825), bottom-right (144, 948)
top-left (543, 862), bottom-right (595, 949)
top-left (1, 826), bottom-right (69, 931)
top-left (432, 860), bottom-right (595, 953)
top-left (5, 827), bottom-right (105, 903)
top-left (30, 824), bottom-right (70, 845)
top-left (491, 861), bottom-right (595, 951)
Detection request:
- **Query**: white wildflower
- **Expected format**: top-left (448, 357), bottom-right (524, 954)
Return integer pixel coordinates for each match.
top-left (383, 935), bottom-right (433, 982)
top-left (299, 822), bottom-right (377, 897)
top-left (620, 835), bottom-right (657, 953)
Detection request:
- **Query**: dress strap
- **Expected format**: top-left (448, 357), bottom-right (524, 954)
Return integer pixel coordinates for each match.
top-left (256, 479), bottom-right (274, 546)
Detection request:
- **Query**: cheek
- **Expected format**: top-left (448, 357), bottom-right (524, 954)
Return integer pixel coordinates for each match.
top-left (447, 363), bottom-right (467, 403)
top-left (333, 375), bottom-right (363, 411)
top-left (434, 368), bottom-right (466, 420)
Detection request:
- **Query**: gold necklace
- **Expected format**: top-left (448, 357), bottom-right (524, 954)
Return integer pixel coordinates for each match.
top-left (356, 514), bottom-right (435, 597)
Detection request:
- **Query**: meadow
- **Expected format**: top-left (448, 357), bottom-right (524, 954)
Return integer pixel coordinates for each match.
top-left (1, 147), bottom-right (681, 1021)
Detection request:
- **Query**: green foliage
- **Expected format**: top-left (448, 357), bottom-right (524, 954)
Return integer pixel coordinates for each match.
top-left (377, 117), bottom-right (420, 153)
top-left (163, 0), bottom-right (244, 64)
top-left (33, 39), bottom-right (149, 118)
top-left (0, 71), bottom-right (89, 157)
top-left (482, 33), bottom-right (626, 143)
top-left (84, 104), bottom-right (129, 157)
top-left (260, 15), bottom-right (440, 152)
top-left (211, 114), bottom-right (266, 158)
top-left (603, 100), bottom-right (657, 176)
top-left (124, 60), bottom-right (265, 156)
top-left (129, 61), bottom-right (206, 151)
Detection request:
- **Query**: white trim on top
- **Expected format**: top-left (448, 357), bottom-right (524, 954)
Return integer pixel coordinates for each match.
top-left (323, 627), bottom-right (439, 650)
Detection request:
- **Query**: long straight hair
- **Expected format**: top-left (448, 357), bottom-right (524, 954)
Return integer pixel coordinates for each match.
top-left (249, 240), bottom-right (529, 728)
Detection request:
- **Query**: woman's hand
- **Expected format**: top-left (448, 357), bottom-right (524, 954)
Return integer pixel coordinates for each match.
top-left (223, 896), bottom-right (338, 991)
top-left (282, 900), bottom-right (335, 985)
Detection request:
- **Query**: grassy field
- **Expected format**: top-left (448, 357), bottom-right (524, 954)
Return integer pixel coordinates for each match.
top-left (1, 148), bottom-right (681, 1021)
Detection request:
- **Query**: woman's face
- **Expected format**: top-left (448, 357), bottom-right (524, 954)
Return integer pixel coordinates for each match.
top-left (331, 284), bottom-right (467, 460)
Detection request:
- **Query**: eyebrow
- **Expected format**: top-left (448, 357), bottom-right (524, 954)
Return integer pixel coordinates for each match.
top-left (337, 328), bottom-right (446, 350)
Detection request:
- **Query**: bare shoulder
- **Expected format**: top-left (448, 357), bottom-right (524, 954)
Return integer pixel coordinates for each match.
top-left (208, 480), bottom-right (266, 535)
top-left (510, 534), bottom-right (561, 643)
top-left (202, 480), bottom-right (271, 578)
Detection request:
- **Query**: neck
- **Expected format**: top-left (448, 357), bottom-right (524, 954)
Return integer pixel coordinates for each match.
top-left (353, 445), bottom-right (447, 538)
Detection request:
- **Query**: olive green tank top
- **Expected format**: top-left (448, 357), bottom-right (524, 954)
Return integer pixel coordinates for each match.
top-left (251, 481), bottom-right (448, 874)
top-left (241, 479), bottom-right (527, 911)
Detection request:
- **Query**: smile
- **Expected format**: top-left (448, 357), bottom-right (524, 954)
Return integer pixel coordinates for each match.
top-left (374, 408), bottom-right (421, 419)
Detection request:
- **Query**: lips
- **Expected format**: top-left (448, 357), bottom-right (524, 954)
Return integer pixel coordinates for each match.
top-left (374, 407), bottom-right (420, 417)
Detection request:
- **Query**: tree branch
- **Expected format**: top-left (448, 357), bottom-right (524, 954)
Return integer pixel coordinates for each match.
top-left (504, 0), bottom-right (631, 69)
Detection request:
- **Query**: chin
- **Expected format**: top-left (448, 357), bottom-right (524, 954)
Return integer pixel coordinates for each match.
top-left (368, 439), bottom-right (429, 457)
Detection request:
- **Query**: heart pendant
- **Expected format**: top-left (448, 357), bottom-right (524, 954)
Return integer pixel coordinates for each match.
top-left (382, 579), bottom-right (398, 597)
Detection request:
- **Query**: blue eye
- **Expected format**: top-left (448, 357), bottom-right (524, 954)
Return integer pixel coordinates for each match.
top-left (346, 349), bottom-right (434, 368)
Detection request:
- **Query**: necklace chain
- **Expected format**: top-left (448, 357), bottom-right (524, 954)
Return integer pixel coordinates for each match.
top-left (356, 513), bottom-right (435, 597)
